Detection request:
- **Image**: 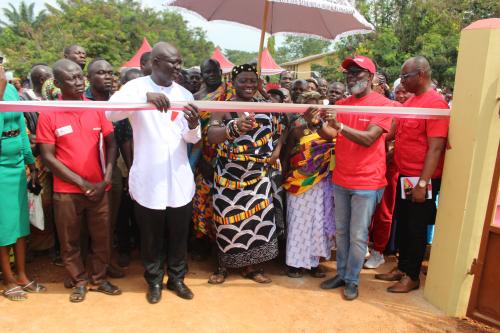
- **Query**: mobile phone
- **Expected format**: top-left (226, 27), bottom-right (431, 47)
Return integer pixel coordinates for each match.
top-left (0, 56), bottom-right (4, 64)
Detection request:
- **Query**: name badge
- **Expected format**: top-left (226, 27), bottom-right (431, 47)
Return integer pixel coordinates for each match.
top-left (55, 125), bottom-right (73, 137)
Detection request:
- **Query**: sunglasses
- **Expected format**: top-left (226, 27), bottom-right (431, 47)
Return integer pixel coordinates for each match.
top-left (400, 70), bottom-right (420, 80)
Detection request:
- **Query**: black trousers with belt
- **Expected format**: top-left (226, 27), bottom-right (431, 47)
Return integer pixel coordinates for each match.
top-left (395, 177), bottom-right (441, 281)
top-left (134, 201), bottom-right (192, 286)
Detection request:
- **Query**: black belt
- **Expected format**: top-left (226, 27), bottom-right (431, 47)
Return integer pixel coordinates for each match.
top-left (1, 129), bottom-right (20, 137)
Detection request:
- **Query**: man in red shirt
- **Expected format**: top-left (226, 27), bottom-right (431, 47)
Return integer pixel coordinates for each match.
top-left (305, 56), bottom-right (396, 300)
top-left (376, 56), bottom-right (449, 293)
top-left (37, 59), bottom-right (121, 302)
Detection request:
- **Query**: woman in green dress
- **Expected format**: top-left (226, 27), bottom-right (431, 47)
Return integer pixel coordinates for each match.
top-left (0, 66), bottom-right (46, 301)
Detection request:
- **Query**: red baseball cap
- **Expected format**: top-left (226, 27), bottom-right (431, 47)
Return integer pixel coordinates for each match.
top-left (341, 56), bottom-right (376, 74)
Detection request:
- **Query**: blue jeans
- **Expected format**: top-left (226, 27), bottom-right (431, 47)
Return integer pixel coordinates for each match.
top-left (334, 184), bottom-right (384, 284)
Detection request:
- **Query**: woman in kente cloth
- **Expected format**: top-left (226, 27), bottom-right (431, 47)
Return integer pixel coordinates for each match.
top-left (282, 91), bottom-right (336, 278)
top-left (207, 64), bottom-right (284, 284)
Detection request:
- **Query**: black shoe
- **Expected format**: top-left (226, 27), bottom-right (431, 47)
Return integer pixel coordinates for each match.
top-left (320, 275), bottom-right (345, 289)
top-left (166, 280), bottom-right (194, 300)
top-left (118, 253), bottom-right (130, 268)
top-left (146, 284), bottom-right (162, 304)
top-left (343, 283), bottom-right (358, 300)
top-left (107, 265), bottom-right (125, 279)
top-left (286, 267), bottom-right (303, 278)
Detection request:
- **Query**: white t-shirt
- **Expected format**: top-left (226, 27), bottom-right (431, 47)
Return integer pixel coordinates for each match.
top-left (106, 76), bottom-right (201, 209)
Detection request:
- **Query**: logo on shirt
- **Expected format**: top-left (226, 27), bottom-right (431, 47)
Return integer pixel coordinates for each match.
top-left (359, 118), bottom-right (370, 122)
top-left (55, 125), bottom-right (73, 137)
top-left (93, 127), bottom-right (102, 131)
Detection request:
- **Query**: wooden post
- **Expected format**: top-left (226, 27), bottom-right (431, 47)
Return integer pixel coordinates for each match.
top-left (257, 0), bottom-right (270, 76)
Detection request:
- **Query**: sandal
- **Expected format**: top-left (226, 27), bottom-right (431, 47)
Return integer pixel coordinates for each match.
top-left (310, 266), bottom-right (327, 278)
top-left (70, 286), bottom-right (87, 303)
top-left (89, 281), bottom-right (122, 296)
top-left (242, 269), bottom-right (272, 284)
top-left (21, 280), bottom-right (47, 293)
top-left (208, 268), bottom-right (227, 285)
top-left (3, 285), bottom-right (28, 301)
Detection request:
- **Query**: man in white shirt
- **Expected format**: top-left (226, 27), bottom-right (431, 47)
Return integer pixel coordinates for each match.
top-left (106, 42), bottom-right (201, 304)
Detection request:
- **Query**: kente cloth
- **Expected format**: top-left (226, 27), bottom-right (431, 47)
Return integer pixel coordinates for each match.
top-left (192, 172), bottom-right (215, 239)
top-left (283, 123), bottom-right (335, 195)
top-left (212, 112), bottom-right (279, 268)
top-left (192, 83), bottom-right (235, 237)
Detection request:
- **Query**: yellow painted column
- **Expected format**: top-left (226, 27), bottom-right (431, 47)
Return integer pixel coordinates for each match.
top-left (424, 18), bottom-right (500, 316)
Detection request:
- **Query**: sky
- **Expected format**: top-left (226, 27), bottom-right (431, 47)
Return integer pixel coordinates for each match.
top-left (2, 0), bottom-right (284, 52)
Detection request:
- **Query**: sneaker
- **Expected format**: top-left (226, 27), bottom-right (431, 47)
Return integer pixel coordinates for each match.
top-left (364, 250), bottom-right (385, 269)
top-left (364, 247), bottom-right (370, 259)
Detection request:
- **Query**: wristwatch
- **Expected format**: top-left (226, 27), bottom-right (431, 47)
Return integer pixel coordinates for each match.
top-left (417, 179), bottom-right (427, 188)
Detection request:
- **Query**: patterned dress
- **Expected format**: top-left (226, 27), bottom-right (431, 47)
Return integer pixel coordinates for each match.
top-left (212, 112), bottom-right (279, 268)
top-left (192, 83), bottom-right (234, 238)
top-left (283, 120), bottom-right (336, 269)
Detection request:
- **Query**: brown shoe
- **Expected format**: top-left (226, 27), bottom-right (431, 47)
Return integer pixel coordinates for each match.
top-left (375, 267), bottom-right (404, 281)
top-left (387, 275), bottom-right (420, 293)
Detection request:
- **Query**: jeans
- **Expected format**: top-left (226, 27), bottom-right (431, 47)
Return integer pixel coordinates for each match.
top-left (334, 184), bottom-right (384, 284)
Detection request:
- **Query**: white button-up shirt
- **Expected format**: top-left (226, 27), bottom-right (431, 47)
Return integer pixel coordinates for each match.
top-left (106, 76), bottom-right (201, 209)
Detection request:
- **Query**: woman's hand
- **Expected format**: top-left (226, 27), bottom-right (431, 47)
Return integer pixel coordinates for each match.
top-left (235, 115), bottom-right (255, 134)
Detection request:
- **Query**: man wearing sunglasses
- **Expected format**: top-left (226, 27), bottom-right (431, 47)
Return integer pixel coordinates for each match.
top-left (305, 55), bottom-right (398, 300)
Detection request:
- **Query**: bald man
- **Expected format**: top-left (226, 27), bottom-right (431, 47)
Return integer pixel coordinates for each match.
top-left (37, 59), bottom-right (120, 302)
top-left (376, 56), bottom-right (449, 293)
top-left (107, 42), bottom-right (201, 304)
top-left (64, 45), bottom-right (87, 70)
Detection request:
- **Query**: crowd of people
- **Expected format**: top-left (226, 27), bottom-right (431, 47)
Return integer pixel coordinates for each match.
top-left (0, 41), bottom-right (450, 304)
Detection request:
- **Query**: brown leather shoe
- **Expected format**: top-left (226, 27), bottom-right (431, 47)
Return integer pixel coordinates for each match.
top-left (387, 275), bottom-right (420, 293)
top-left (375, 267), bottom-right (404, 281)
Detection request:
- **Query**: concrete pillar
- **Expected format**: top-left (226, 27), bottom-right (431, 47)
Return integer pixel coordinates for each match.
top-left (424, 18), bottom-right (500, 316)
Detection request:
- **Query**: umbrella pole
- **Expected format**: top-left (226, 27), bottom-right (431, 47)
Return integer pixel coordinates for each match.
top-left (257, 0), bottom-right (270, 76)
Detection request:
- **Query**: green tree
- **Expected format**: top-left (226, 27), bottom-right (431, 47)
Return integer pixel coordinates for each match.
top-left (0, 1), bottom-right (47, 38)
top-left (332, 0), bottom-right (498, 88)
top-left (275, 35), bottom-right (331, 64)
top-left (224, 49), bottom-right (258, 66)
top-left (266, 36), bottom-right (276, 57)
top-left (0, 0), bottom-right (214, 75)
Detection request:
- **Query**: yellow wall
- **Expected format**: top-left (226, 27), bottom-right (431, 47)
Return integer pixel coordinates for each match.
top-left (424, 19), bottom-right (500, 316)
top-left (283, 56), bottom-right (329, 79)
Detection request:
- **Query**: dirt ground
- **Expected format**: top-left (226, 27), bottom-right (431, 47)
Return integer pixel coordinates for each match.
top-left (0, 254), bottom-right (496, 333)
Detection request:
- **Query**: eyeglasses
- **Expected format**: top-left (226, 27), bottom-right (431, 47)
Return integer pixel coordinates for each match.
top-left (400, 71), bottom-right (420, 80)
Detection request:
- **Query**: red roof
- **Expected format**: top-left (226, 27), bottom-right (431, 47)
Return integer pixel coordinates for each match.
top-left (259, 48), bottom-right (284, 75)
top-left (211, 47), bottom-right (235, 74)
top-left (121, 38), bottom-right (152, 68)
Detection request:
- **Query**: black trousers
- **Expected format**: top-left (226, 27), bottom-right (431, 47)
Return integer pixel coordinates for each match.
top-left (134, 201), bottom-right (192, 286)
top-left (395, 177), bottom-right (441, 281)
top-left (116, 191), bottom-right (139, 254)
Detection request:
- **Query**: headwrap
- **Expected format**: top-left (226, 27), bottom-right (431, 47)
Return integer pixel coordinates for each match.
top-left (231, 64), bottom-right (257, 81)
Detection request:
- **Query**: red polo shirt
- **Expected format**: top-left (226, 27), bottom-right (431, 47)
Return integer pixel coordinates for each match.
top-left (36, 104), bottom-right (114, 194)
top-left (394, 89), bottom-right (449, 178)
top-left (333, 91), bottom-right (397, 190)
